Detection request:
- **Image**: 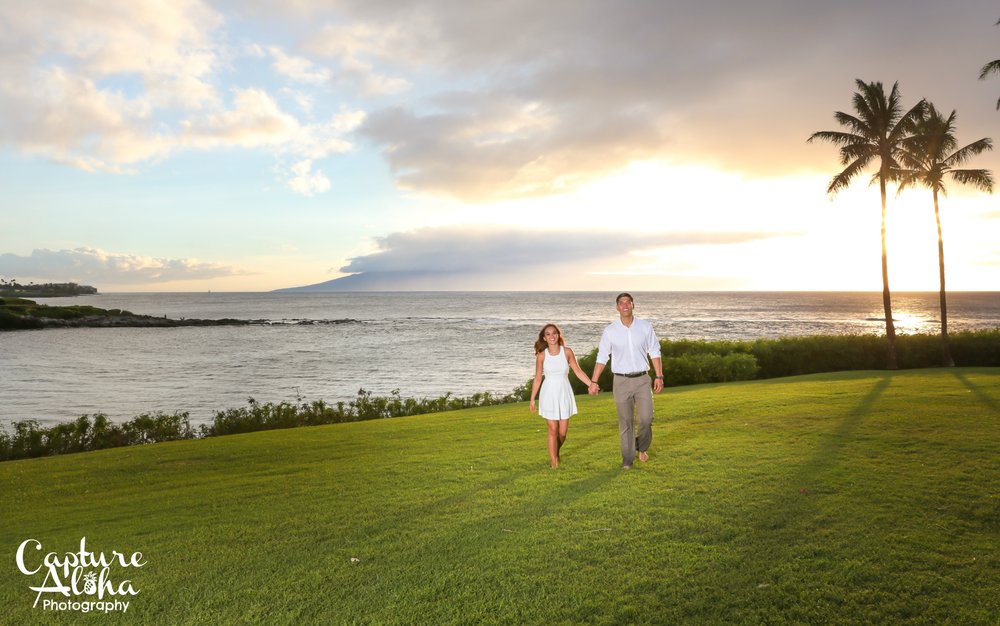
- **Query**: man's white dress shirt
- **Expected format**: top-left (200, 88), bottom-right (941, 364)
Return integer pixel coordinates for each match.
top-left (596, 317), bottom-right (661, 374)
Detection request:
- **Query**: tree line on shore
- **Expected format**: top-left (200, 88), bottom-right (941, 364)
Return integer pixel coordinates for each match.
top-left (0, 280), bottom-right (97, 297)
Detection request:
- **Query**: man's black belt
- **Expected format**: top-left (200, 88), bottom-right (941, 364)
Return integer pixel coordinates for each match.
top-left (615, 372), bottom-right (647, 378)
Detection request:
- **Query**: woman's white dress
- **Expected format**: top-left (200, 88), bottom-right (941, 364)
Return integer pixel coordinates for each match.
top-left (538, 346), bottom-right (577, 421)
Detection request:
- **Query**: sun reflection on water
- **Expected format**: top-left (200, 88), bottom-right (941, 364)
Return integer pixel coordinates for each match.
top-left (892, 311), bottom-right (935, 334)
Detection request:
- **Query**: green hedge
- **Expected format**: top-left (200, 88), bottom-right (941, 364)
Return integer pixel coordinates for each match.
top-left (0, 387), bottom-right (527, 461)
top-left (568, 329), bottom-right (1000, 392)
top-left (0, 412), bottom-right (195, 460)
top-left (664, 353), bottom-right (759, 386)
top-left (750, 330), bottom-right (1000, 377)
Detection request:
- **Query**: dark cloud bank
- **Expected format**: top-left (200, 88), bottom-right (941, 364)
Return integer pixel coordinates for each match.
top-left (278, 226), bottom-right (784, 291)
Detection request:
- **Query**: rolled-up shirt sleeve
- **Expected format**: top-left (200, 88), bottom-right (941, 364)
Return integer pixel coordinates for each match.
top-left (646, 323), bottom-right (661, 359)
top-left (596, 327), bottom-right (612, 365)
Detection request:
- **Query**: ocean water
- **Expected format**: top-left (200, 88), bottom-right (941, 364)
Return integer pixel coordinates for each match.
top-left (1, 291), bottom-right (997, 427)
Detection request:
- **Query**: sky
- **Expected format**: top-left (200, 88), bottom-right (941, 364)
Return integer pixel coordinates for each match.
top-left (0, 0), bottom-right (998, 292)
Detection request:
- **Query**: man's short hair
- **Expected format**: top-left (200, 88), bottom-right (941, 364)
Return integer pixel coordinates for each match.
top-left (615, 292), bottom-right (634, 304)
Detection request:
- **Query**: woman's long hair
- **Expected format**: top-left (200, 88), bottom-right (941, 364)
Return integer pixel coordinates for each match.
top-left (534, 323), bottom-right (565, 353)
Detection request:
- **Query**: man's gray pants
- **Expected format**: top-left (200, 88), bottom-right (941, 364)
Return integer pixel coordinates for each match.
top-left (613, 373), bottom-right (653, 466)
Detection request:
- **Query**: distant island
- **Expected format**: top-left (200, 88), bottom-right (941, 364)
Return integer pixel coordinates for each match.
top-left (0, 280), bottom-right (98, 298)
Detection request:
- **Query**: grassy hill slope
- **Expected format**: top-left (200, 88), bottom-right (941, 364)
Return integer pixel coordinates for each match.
top-left (1, 369), bottom-right (998, 624)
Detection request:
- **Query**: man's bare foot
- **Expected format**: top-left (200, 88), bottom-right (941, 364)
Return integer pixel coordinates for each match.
top-left (638, 451), bottom-right (649, 462)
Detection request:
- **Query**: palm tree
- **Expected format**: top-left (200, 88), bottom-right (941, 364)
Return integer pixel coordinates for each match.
top-left (894, 104), bottom-right (994, 366)
top-left (808, 79), bottom-right (925, 369)
top-left (980, 19), bottom-right (1000, 110)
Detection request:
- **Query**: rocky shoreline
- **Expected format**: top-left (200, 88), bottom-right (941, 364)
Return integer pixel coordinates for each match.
top-left (33, 316), bottom-right (359, 328)
top-left (0, 297), bottom-right (357, 330)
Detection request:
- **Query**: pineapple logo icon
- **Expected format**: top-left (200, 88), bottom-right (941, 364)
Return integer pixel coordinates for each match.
top-left (83, 572), bottom-right (98, 595)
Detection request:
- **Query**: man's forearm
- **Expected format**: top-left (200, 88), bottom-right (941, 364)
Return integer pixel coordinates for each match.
top-left (592, 362), bottom-right (605, 382)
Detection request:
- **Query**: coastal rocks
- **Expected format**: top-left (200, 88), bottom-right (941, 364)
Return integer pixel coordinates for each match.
top-left (261, 319), bottom-right (359, 326)
top-left (29, 315), bottom-right (251, 328)
top-left (0, 297), bottom-right (361, 330)
top-left (22, 316), bottom-right (360, 329)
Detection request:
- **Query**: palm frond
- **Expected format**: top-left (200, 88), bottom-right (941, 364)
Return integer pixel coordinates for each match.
top-left (892, 168), bottom-right (922, 196)
top-left (979, 59), bottom-right (1000, 80)
top-left (949, 169), bottom-right (995, 193)
top-left (827, 158), bottom-right (867, 194)
top-left (806, 130), bottom-right (855, 145)
top-left (945, 138), bottom-right (994, 167)
top-left (888, 99), bottom-right (926, 143)
top-left (838, 143), bottom-right (876, 162)
top-left (832, 111), bottom-right (869, 136)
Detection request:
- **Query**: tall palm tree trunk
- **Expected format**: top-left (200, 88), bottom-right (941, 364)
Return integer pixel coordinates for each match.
top-left (879, 177), bottom-right (898, 369)
top-left (933, 189), bottom-right (954, 366)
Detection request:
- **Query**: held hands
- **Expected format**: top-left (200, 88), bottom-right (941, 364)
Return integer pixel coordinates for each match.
top-left (588, 382), bottom-right (600, 396)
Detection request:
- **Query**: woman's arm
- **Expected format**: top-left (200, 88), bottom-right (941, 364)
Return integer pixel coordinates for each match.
top-left (565, 347), bottom-right (593, 387)
top-left (529, 351), bottom-right (544, 412)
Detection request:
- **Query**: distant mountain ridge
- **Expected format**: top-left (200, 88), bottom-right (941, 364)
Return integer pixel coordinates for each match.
top-left (274, 272), bottom-right (468, 292)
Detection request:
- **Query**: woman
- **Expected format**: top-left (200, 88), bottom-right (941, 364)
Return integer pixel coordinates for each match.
top-left (529, 323), bottom-right (595, 468)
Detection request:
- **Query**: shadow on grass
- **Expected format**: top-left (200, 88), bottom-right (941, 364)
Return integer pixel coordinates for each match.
top-left (723, 375), bottom-right (891, 567)
top-left (950, 371), bottom-right (999, 413)
top-left (326, 423), bottom-right (620, 554)
top-left (788, 375), bottom-right (891, 488)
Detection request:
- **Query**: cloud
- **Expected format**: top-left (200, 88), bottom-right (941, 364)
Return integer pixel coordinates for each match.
top-left (268, 46), bottom-right (332, 85)
top-left (303, 21), bottom-right (414, 96)
top-left (0, 67), bottom-right (169, 172)
top-left (0, 248), bottom-right (247, 285)
top-left (175, 88), bottom-right (365, 162)
top-left (3, 0), bottom-right (996, 203)
top-left (324, 0), bottom-right (999, 200)
top-left (179, 88), bottom-right (300, 149)
top-left (286, 159), bottom-right (331, 196)
top-left (0, 1), bottom-right (362, 195)
top-left (0, 0), bottom-right (221, 171)
top-left (0, 0), bottom-right (222, 107)
top-left (340, 226), bottom-right (782, 275)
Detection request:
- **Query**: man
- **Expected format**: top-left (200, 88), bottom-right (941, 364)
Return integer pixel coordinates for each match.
top-left (589, 293), bottom-right (664, 469)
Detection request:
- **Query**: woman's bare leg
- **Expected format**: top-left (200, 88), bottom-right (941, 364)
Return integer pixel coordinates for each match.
top-left (546, 419), bottom-right (560, 468)
top-left (557, 419), bottom-right (570, 459)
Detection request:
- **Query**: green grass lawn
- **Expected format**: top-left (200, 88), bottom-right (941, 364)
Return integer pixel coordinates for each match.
top-left (1, 369), bottom-right (998, 625)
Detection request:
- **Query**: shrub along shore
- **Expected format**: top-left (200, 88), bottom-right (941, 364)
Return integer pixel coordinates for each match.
top-left (2, 330), bottom-right (998, 461)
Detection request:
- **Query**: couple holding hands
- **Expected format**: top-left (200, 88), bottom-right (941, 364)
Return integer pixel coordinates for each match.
top-left (529, 293), bottom-right (664, 469)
